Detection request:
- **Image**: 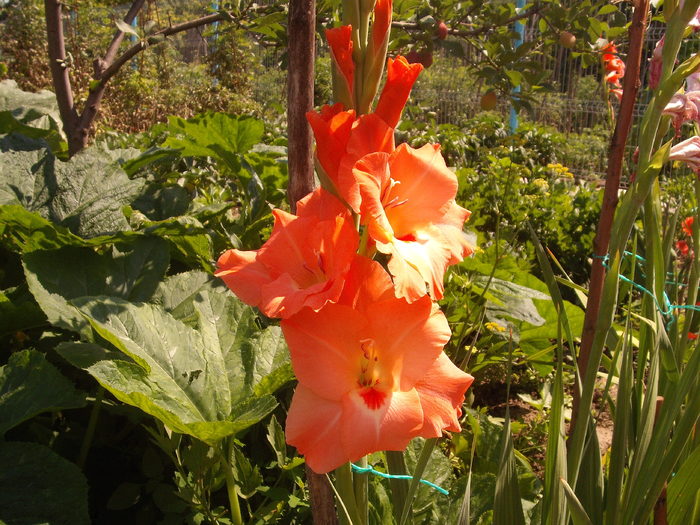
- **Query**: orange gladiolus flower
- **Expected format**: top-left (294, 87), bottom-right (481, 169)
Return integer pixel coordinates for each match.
top-left (374, 56), bottom-right (423, 128)
top-left (351, 143), bottom-right (473, 302)
top-left (215, 193), bottom-right (359, 318)
top-left (327, 25), bottom-right (355, 104)
top-left (682, 216), bottom-right (694, 237)
top-left (307, 106), bottom-right (394, 208)
top-left (676, 239), bottom-right (690, 257)
top-left (283, 258), bottom-right (473, 473)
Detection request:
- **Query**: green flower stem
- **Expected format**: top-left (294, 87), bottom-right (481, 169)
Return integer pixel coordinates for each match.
top-left (77, 386), bottom-right (104, 470)
top-left (385, 450), bottom-right (410, 524)
top-left (353, 457), bottom-right (368, 525)
top-left (224, 444), bottom-right (243, 525)
top-left (335, 462), bottom-right (362, 524)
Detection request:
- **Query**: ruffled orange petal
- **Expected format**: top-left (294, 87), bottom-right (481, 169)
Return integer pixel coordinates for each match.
top-left (281, 304), bottom-right (366, 401)
top-left (415, 352), bottom-right (474, 436)
top-left (374, 56), bottom-right (423, 128)
top-left (338, 114), bottom-right (395, 212)
top-left (285, 384), bottom-right (346, 474)
top-left (215, 250), bottom-right (270, 307)
top-left (382, 143), bottom-right (458, 236)
top-left (340, 388), bottom-right (423, 462)
top-left (337, 256), bottom-right (395, 309)
top-left (368, 297), bottom-right (450, 389)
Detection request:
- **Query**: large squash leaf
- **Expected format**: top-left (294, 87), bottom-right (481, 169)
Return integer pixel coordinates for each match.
top-left (0, 441), bottom-right (89, 525)
top-left (0, 349), bottom-right (85, 437)
top-left (57, 280), bottom-right (292, 445)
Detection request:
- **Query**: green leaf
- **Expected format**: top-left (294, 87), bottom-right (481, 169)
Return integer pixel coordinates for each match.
top-left (0, 285), bottom-right (46, 337)
top-left (492, 414), bottom-right (526, 525)
top-left (231, 446), bottom-right (263, 498)
top-left (0, 138), bottom-right (145, 238)
top-left (24, 239), bottom-right (170, 333)
top-left (560, 477), bottom-right (593, 525)
top-left (0, 205), bottom-right (128, 253)
top-left (668, 445), bottom-right (700, 525)
top-left (57, 286), bottom-right (291, 445)
top-left (0, 79), bottom-right (63, 133)
top-left (266, 415), bottom-right (287, 467)
top-left (0, 441), bottom-right (89, 525)
top-left (0, 349), bottom-right (85, 436)
top-left (163, 112), bottom-right (264, 170)
top-left (115, 19), bottom-right (139, 37)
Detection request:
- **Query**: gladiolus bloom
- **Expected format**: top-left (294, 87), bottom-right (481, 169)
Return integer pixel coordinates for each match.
top-left (662, 92), bottom-right (700, 135)
top-left (669, 136), bottom-right (700, 175)
top-left (215, 200), bottom-right (359, 318)
top-left (307, 106), bottom-right (394, 208)
top-left (351, 143), bottom-right (473, 302)
top-left (676, 239), bottom-right (690, 257)
top-left (682, 216), bottom-right (694, 236)
top-left (327, 26), bottom-right (355, 106)
top-left (374, 56), bottom-right (423, 128)
top-left (283, 258), bottom-right (472, 473)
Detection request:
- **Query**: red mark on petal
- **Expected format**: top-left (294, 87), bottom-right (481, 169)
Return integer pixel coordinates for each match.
top-left (359, 387), bottom-right (387, 410)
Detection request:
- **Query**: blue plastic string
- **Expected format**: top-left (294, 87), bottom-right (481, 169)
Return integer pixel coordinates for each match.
top-left (350, 463), bottom-right (449, 495)
top-left (591, 252), bottom-right (700, 322)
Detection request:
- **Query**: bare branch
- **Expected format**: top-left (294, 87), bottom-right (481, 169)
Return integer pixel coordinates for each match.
top-left (100, 0), bottom-right (146, 73)
top-left (390, 5), bottom-right (543, 38)
top-left (44, 0), bottom-right (78, 136)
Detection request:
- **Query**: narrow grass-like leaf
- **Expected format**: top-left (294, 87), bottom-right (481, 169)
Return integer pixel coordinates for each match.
top-left (528, 226), bottom-right (569, 525)
top-left (667, 444), bottom-right (700, 525)
top-left (399, 438), bottom-right (437, 525)
top-left (560, 478), bottom-right (593, 525)
top-left (621, 341), bottom-right (700, 523)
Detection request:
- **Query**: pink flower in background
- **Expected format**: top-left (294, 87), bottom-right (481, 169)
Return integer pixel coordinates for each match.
top-left (649, 36), bottom-right (664, 90)
top-left (669, 136), bottom-right (700, 175)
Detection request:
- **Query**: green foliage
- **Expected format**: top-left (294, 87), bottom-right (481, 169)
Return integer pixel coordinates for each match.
top-left (0, 349), bottom-right (85, 436)
top-left (0, 441), bottom-right (90, 525)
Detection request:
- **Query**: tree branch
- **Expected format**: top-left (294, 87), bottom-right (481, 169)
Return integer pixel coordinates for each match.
top-left (390, 5), bottom-right (543, 38)
top-left (44, 0), bottom-right (78, 139)
top-left (99, 0), bottom-right (146, 73)
top-left (71, 10), bottom-right (235, 155)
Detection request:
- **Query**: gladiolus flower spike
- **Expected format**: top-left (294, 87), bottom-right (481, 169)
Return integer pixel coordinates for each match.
top-left (216, 0), bottom-right (476, 478)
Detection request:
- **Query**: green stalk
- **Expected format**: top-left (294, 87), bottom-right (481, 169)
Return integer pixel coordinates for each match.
top-left (386, 450), bottom-right (410, 525)
top-left (224, 465), bottom-right (243, 525)
top-left (398, 438), bottom-right (437, 525)
top-left (77, 386), bottom-right (104, 470)
top-left (335, 462), bottom-right (361, 524)
top-left (353, 457), bottom-right (368, 525)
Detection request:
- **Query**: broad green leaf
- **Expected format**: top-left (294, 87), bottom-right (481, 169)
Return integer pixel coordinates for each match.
top-left (24, 239), bottom-right (170, 333)
top-left (163, 112), bottom-right (264, 169)
top-left (472, 276), bottom-right (549, 328)
top-left (57, 289), bottom-right (291, 445)
top-left (0, 205), bottom-right (128, 252)
top-left (0, 285), bottom-right (46, 337)
top-left (0, 441), bottom-right (89, 525)
top-left (403, 437), bottom-right (456, 522)
top-left (0, 138), bottom-right (145, 238)
top-left (0, 79), bottom-right (63, 133)
top-left (0, 349), bottom-right (85, 436)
